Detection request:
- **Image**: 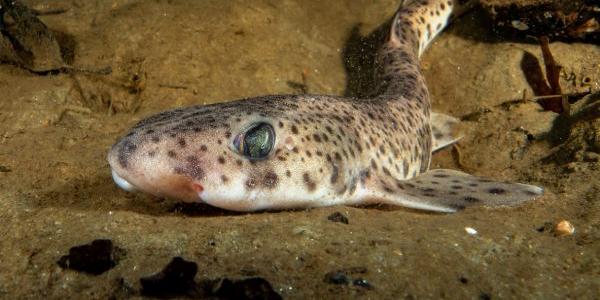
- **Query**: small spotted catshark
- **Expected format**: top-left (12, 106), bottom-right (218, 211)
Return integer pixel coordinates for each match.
top-left (108, 0), bottom-right (543, 212)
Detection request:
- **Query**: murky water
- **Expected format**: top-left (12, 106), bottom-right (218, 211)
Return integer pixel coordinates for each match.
top-left (0, 0), bottom-right (598, 298)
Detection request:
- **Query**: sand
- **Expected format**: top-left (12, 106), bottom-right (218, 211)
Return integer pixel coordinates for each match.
top-left (0, 0), bottom-right (598, 298)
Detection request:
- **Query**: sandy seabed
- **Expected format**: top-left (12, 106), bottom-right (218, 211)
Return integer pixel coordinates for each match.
top-left (0, 0), bottom-right (599, 298)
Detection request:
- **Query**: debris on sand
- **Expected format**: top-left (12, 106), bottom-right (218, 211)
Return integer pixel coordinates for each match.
top-left (481, 0), bottom-right (599, 43)
top-left (553, 220), bottom-right (575, 236)
top-left (327, 211), bottom-right (349, 224)
top-left (140, 257), bottom-right (201, 298)
top-left (465, 227), bottom-right (478, 235)
top-left (141, 256), bottom-right (282, 299)
top-left (56, 239), bottom-right (125, 275)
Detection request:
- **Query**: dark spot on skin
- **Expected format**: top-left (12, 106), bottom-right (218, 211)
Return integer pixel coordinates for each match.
top-left (263, 171), bottom-right (278, 189)
top-left (330, 164), bottom-right (339, 184)
top-left (278, 121), bottom-right (284, 128)
top-left (225, 131), bottom-right (231, 139)
top-left (217, 139), bottom-right (222, 145)
top-left (451, 185), bottom-right (462, 190)
top-left (151, 136), bottom-right (160, 143)
top-left (285, 170), bottom-right (291, 177)
top-left (382, 167), bottom-right (391, 176)
top-left (218, 156), bottom-right (225, 164)
top-left (200, 145), bottom-right (208, 152)
top-left (178, 138), bottom-right (186, 148)
top-left (313, 134), bottom-right (322, 143)
top-left (277, 156), bottom-right (287, 161)
top-left (292, 147), bottom-right (299, 154)
top-left (303, 173), bottom-right (316, 192)
top-left (433, 174), bottom-right (449, 178)
top-left (306, 151), bottom-right (312, 158)
top-left (488, 188), bottom-right (506, 194)
top-left (316, 151), bottom-right (323, 157)
top-left (236, 159), bottom-right (243, 166)
top-left (167, 150), bottom-right (176, 158)
top-left (371, 159), bottom-right (378, 170)
top-left (246, 178), bottom-right (257, 190)
top-left (469, 183), bottom-right (478, 187)
top-left (291, 125), bottom-right (299, 134)
top-left (463, 196), bottom-right (480, 203)
top-left (221, 175), bottom-right (229, 183)
top-left (148, 151), bottom-right (155, 157)
top-left (334, 152), bottom-right (342, 161)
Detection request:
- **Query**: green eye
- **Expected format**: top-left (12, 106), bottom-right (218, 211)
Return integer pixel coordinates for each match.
top-left (234, 123), bottom-right (275, 160)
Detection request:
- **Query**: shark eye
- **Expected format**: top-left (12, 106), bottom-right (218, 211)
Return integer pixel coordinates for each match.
top-left (233, 123), bottom-right (275, 160)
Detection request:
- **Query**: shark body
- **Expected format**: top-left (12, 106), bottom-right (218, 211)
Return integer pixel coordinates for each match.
top-left (108, 0), bottom-right (543, 212)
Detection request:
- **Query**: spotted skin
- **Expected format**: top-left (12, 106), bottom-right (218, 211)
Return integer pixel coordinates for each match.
top-left (108, 0), bottom-right (543, 212)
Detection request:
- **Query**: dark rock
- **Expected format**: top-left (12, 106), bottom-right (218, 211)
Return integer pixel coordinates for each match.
top-left (324, 267), bottom-right (370, 287)
top-left (327, 212), bottom-right (349, 224)
top-left (352, 278), bottom-right (373, 289)
top-left (56, 239), bottom-right (124, 275)
top-left (212, 277), bottom-right (282, 300)
top-left (140, 257), bottom-right (202, 298)
top-left (324, 271), bottom-right (350, 285)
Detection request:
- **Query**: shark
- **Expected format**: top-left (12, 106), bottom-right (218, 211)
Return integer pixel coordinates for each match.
top-left (107, 0), bottom-right (543, 212)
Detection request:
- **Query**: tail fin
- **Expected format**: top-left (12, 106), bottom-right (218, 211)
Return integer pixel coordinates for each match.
top-left (374, 0), bottom-right (475, 98)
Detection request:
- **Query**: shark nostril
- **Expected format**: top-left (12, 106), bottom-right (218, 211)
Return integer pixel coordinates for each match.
top-left (192, 183), bottom-right (204, 194)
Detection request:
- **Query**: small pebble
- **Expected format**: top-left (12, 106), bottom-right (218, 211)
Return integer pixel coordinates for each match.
top-left (324, 271), bottom-right (349, 285)
top-left (465, 227), bottom-right (478, 235)
top-left (327, 212), bottom-right (349, 224)
top-left (554, 220), bottom-right (575, 236)
top-left (352, 278), bottom-right (373, 289)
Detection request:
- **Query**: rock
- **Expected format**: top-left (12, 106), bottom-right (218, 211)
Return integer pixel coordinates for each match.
top-left (56, 239), bottom-right (124, 275)
top-left (140, 257), bottom-right (201, 298)
top-left (327, 212), bottom-right (349, 224)
top-left (212, 277), bottom-right (282, 300)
